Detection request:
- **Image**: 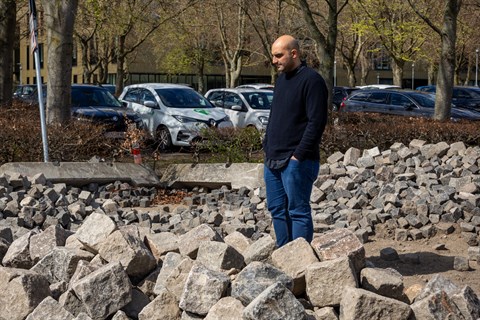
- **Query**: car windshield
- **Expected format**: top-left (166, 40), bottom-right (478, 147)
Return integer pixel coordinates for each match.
top-left (241, 91), bottom-right (273, 110)
top-left (72, 87), bottom-right (122, 108)
top-left (409, 93), bottom-right (435, 108)
top-left (155, 88), bottom-right (213, 108)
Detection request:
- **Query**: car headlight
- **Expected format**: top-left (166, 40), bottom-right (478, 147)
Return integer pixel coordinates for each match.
top-left (172, 115), bottom-right (199, 123)
top-left (258, 116), bottom-right (269, 125)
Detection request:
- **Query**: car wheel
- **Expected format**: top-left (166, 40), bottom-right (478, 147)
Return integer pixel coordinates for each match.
top-left (156, 126), bottom-right (172, 150)
top-left (332, 104), bottom-right (339, 112)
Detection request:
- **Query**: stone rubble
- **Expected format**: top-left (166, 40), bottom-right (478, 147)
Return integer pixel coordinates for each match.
top-left (0, 139), bottom-right (479, 319)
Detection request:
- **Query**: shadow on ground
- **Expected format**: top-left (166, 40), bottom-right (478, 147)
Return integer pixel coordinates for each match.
top-left (366, 252), bottom-right (463, 276)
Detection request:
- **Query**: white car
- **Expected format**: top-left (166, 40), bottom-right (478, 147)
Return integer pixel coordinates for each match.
top-left (118, 83), bottom-right (233, 149)
top-left (204, 88), bottom-right (272, 131)
top-left (236, 83), bottom-right (274, 90)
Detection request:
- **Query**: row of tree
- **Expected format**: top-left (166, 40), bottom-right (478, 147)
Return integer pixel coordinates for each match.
top-left (1, 0), bottom-right (479, 123)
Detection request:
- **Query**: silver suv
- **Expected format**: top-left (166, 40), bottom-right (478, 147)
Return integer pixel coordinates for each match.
top-left (205, 88), bottom-right (272, 131)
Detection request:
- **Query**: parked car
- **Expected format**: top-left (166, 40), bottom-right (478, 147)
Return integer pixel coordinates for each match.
top-left (97, 84), bottom-right (116, 96)
top-left (24, 84), bottom-right (142, 134)
top-left (416, 85), bottom-right (480, 111)
top-left (341, 89), bottom-right (480, 120)
top-left (333, 86), bottom-right (360, 111)
top-left (236, 83), bottom-right (274, 90)
top-left (204, 88), bottom-right (272, 131)
top-left (118, 83), bottom-right (233, 150)
top-left (70, 85), bottom-right (143, 134)
top-left (13, 84), bottom-right (37, 102)
top-left (356, 84), bottom-right (402, 90)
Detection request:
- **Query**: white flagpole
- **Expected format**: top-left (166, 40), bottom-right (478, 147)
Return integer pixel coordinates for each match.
top-left (29, 0), bottom-right (49, 162)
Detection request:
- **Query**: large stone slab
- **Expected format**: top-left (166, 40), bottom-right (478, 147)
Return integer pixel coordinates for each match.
top-left (0, 162), bottom-right (161, 187)
top-left (2, 230), bottom-right (38, 268)
top-left (231, 261), bottom-right (293, 306)
top-left (311, 228), bottom-right (365, 275)
top-left (242, 282), bottom-right (305, 320)
top-left (97, 227), bottom-right (156, 279)
top-left (306, 256), bottom-right (358, 307)
top-left (138, 287), bottom-right (180, 320)
top-left (0, 267), bottom-right (52, 320)
top-left (340, 287), bottom-right (411, 320)
top-left (160, 163), bottom-right (265, 189)
top-left (179, 263), bottom-right (230, 315)
top-left (26, 296), bottom-right (75, 320)
top-left (72, 262), bottom-right (132, 319)
top-left (271, 237), bottom-right (319, 296)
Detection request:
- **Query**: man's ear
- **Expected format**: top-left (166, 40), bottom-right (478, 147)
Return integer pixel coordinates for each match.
top-left (291, 49), bottom-right (299, 58)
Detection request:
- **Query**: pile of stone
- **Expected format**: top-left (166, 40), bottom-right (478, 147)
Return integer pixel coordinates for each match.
top-left (312, 139), bottom-right (479, 249)
top-left (0, 138), bottom-right (479, 319)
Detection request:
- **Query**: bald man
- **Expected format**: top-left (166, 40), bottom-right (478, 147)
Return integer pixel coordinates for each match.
top-left (263, 35), bottom-right (328, 247)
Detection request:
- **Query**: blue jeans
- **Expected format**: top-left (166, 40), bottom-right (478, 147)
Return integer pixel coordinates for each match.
top-left (264, 159), bottom-right (319, 247)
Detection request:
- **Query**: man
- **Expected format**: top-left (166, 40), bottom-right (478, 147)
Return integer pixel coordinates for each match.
top-left (263, 35), bottom-right (328, 247)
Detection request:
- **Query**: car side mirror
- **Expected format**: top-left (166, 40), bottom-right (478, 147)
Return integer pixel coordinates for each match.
top-left (144, 100), bottom-right (158, 109)
top-left (231, 105), bottom-right (243, 111)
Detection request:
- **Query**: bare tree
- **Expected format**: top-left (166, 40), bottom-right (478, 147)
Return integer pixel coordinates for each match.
top-left (42, 0), bottom-right (78, 124)
top-left (297, 0), bottom-right (350, 109)
top-left (407, 0), bottom-right (462, 121)
top-left (0, 0), bottom-right (16, 105)
top-left (214, 0), bottom-right (249, 88)
top-left (336, 2), bottom-right (373, 87)
top-left (243, 0), bottom-right (290, 84)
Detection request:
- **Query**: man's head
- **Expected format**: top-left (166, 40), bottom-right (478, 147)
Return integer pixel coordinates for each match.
top-left (271, 35), bottom-right (301, 73)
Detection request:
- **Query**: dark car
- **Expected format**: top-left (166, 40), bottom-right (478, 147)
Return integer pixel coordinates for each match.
top-left (26, 84), bottom-right (142, 134)
top-left (341, 89), bottom-right (480, 120)
top-left (333, 86), bottom-right (360, 111)
top-left (13, 84), bottom-right (37, 102)
top-left (70, 85), bottom-right (142, 133)
top-left (416, 85), bottom-right (480, 111)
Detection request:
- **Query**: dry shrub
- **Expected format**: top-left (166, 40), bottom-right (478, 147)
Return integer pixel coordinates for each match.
top-left (0, 100), bottom-right (126, 164)
top-left (323, 112), bottom-right (480, 155)
top-left (2, 101), bottom-right (479, 165)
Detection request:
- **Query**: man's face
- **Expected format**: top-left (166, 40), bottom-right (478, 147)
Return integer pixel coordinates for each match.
top-left (271, 43), bottom-right (297, 73)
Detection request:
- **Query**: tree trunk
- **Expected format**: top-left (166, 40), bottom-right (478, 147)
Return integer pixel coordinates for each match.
top-left (298, 0), bottom-right (340, 110)
top-left (0, 0), bottom-right (16, 105)
top-left (359, 51), bottom-right (370, 85)
top-left (196, 58), bottom-right (205, 94)
top-left (391, 60), bottom-right (405, 87)
top-left (115, 35), bottom-right (126, 96)
top-left (428, 63), bottom-right (436, 84)
top-left (79, 39), bottom-right (92, 83)
top-left (434, 1), bottom-right (460, 121)
top-left (43, 0), bottom-right (78, 124)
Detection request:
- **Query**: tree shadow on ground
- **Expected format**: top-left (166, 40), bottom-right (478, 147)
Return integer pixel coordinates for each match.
top-left (365, 252), bottom-right (470, 277)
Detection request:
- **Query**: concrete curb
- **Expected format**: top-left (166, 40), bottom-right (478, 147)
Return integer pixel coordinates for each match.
top-left (0, 162), bottom-right (162, 187)
top-left (160, 163), bottom-right (265, 190)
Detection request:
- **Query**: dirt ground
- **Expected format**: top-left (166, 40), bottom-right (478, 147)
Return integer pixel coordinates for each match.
top-left (363, 229), bottom-right (480, 296)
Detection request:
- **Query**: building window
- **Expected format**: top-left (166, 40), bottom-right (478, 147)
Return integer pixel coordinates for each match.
top-left (372, 47), bottom-right (391, 71)
top-left (72, 41), bottom-right (77, 67)
top-left (73, 75), bottom-right (78, 83)
top-left (39, 43), bottom-right (44, 69)
top-left (27, 46), bottom-right (30, 70)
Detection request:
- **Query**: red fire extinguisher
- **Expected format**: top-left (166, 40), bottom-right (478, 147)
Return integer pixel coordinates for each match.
top-left (132, 144), bottom-right (142, 164)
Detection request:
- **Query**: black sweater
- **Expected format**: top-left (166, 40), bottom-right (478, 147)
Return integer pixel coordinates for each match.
top-left (263, 65), bottom-right (328, 162)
